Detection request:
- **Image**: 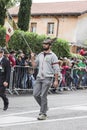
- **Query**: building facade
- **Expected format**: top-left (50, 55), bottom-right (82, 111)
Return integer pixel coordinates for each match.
top-left (7, 1), bottom-right (87, 51)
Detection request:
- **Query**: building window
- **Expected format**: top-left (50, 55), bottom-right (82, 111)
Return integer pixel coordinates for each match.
top-left (30, 23), bottom-right (37, 33)
top-left (47, 23), bottom-right (54, 34)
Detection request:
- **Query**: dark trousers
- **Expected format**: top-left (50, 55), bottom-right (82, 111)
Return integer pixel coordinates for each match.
top-left (0, 86), bottom-right (8, 106)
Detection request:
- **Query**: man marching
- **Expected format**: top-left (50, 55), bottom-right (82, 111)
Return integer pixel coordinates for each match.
top-left (31, 38), bottom-right (60, 120)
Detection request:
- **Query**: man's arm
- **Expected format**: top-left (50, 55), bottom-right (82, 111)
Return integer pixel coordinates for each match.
top-left (31, 53), bottom-right (37, 68)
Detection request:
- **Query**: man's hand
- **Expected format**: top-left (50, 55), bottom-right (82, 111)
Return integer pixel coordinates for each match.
top-left (53, 80), bottom-right (58, 88)
top-left (30, 52), bottom-right (36, 68)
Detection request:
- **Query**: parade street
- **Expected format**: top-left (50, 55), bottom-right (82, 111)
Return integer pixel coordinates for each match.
top-left (0, 89), bottom-right (87, 130)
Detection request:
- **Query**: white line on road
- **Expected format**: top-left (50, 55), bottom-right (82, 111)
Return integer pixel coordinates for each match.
top-left (1, 103), bottom-right (87, 118)
top-left (0, 103), bottom-right (87, 127)
top-left (0, 115), bottom-right (87, 127)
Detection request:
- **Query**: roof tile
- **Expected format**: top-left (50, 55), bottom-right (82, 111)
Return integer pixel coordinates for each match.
top-left (8, 1), bottom-right (87, 16)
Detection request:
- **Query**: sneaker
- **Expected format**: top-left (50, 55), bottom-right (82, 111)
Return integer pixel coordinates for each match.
top-left (3, 103), bottom-right (9, 111)
top-left (37, 114), bottom-right (47, 120)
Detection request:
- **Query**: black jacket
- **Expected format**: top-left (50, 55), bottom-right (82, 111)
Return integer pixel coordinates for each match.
top-left (0, 57), bottom-right (11, 86)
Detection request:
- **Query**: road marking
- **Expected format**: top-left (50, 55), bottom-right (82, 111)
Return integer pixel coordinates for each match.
top-left (0, 115), bottom-right (87, 127)
top-left (1, 103), bottom-right (87, 118)
top-left (66, 106), bottom-right (87, 111)
top-left (0, 116), bottom-right (36, 124)
top-left (0, 104), bottom-right (87, 127)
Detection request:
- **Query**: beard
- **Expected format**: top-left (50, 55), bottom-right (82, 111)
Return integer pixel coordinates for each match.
top-left (43, 46), bottom-right (50, 51)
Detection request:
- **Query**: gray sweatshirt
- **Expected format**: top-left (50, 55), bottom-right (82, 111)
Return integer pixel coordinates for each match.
top-left (35, 51), bottom-right (60, 79)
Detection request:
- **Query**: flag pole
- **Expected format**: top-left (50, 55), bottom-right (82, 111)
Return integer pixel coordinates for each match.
top-left (21, 33), bottom-right (32, 53)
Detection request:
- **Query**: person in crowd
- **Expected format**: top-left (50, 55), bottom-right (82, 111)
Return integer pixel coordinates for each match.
top-left (24, 55), bottom-right (32, 66)
top-left (16, 55), bottom-right (24, 66)
top-left (22, 55), bottom-right (35, 89)
top-left (77, 59), bottom-right (86, 87)
top-left (4, 49), bottom-right (10, 60)
top-left (71, 61), bottom-right (79, 89)
top-left (18, 51), bottom-right (25, 65)
top-left (61, 61), bottom-right (69, 88)
top-left (79, 48), bottom-right (87, 56)
top-left (8, 50), bottom-right (16, 67)
top-left (8, 50), bottom-right (16, 91)
top-left (0, 49), bottom-right (11, 110)
top-left (31, 37), bottom-right (60, 120)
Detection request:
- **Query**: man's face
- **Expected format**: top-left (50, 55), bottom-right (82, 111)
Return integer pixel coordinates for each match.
top-left (42, 43), bottom-right (50, 51)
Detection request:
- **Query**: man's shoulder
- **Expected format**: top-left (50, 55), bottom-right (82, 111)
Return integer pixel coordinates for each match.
top-left (37, 52), bottom-right (43, 56)
top-left (2, 57), bottom-right (10, 63)
top-left (50, 51), bottom-right (58, 57)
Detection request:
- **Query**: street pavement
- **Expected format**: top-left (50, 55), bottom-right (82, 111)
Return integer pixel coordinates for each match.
top-left (0, 89), bottom-right (87, 130)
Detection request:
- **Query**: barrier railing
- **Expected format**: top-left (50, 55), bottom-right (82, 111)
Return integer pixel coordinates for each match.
top-left (50, 67), bottom-right (87, 92)
top-left (7, 66), bottom-right (87, 95)
top-left (59, 67), bottom-right (87, 91)
top-left (11, 65), bottom-right (35, 95)
top-left (6, 67), bottom-right (14, 95)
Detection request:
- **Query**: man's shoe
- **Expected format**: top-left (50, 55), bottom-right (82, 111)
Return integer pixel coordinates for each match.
top-left (37, 114), bottom-right (47, 120)
top-left (3, 104), bottom-right (8, 111)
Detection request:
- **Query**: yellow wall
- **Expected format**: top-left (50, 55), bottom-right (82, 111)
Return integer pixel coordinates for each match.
top-left (75, 13), bottom-right (87, 43)
top-left (58, 16), bottom-right (78, 42)
top-left (5, 13), bottom-right (87, 45)
top-left (29, 16), bottom-right (58, 37)
top-left (29, 15), bottom-right (78, 43)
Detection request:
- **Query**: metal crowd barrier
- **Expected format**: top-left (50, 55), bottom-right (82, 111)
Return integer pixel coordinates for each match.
top-left (6, 67), bottom-right (14, 95)
top-left (7, 66), bottom-right (87, 95)
top-left (72, 67), bottom-right (87, 89)
top-left (7, 65), bottom-right (35, 95)
top-left (50, 67), bottom-right (87, 93)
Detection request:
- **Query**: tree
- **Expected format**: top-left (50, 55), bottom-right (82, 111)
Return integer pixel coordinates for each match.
top-left (8, 30), bottom-right (45, 54)
top-left (52, 38), bottom-right (70, 58)
top-left (0, 0), bottom-right (10, 26)
top-left (0, 26), bottom-right (6, 47)
top-left (0, 0), bottom-right (21, 26)
top-left (8, 30), bottom-right (70, 58)
top-left (6, 0), bottom-right (21, 8)
top-left (18, 0), bottom-right (32, 31)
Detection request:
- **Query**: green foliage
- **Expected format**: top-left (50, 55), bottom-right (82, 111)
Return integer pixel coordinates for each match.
top-left (0, 0), bottom-right (10, 26)
top-left (18, 0), bottom-right (32, 31)
top-left (8, 30), bottom-right (25, 51)
top-left (0, 0), bottom-right (10, 6)
top-left (70, 53), bottom-right (84, 59)
top-left (0, 25), bottom-right (6, 47)
top-left (8, 30), bottom-right (70, 57)
top-left (0, 0), bottom-right (20, 26)
top-left (24, 32), bottom-right (46, 54)
top-left (0, 7), bottom-right (6, 26)
top-left (52, 38), bottom-right (70, 58)
top-left (6, 0), bottom-right (21, 8)
top-left (8, 30), bottom-right (46, 54)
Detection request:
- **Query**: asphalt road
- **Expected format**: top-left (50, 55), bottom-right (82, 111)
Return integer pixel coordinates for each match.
top-left (0, 89), bottom-right (87, 130)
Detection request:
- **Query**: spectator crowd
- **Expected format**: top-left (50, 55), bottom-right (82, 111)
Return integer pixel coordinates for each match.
top-left (1, 47), bottom-right (87, 93)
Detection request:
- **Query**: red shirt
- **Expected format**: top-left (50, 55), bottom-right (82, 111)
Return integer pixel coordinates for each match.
top-left (79, 49), bottom-right (85, 56)
top-left (61, 65), bottom-right (69, 75)
top-left (8, 55), bottom-right (16, 67)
